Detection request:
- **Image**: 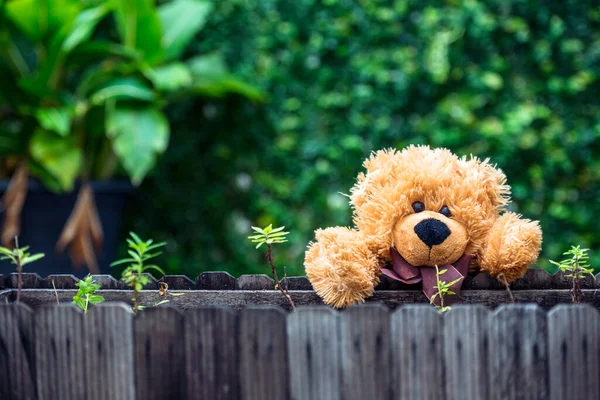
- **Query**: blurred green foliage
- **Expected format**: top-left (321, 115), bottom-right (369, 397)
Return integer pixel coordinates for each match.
top-left (128, 0), bottom-right (600, 277)
top-left (0, 0), bottom-right (261, 190)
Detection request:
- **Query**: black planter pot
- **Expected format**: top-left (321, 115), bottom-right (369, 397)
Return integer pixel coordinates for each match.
top-left (0, 180), bottom-right (134, 277)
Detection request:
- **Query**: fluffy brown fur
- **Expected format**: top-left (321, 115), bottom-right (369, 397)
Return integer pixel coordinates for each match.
top-left (305, 145), bottom-right (542, 308)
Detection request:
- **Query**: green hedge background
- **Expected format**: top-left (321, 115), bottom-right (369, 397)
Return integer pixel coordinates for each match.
top-left (127, 0), bottom-right (600, 278)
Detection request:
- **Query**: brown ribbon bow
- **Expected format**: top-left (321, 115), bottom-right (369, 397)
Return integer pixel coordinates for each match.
top-left (381, 248), bottom-right (471, 306)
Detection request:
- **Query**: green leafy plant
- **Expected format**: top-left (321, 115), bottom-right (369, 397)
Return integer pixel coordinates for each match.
top-left (0, 238), bottom-right (44, 302)
top-left (72, 274), bottom-right (104, 313)
top-left (550, 246), bottom-right (593, 304)
top-left (430, 265), bottom-right (463, 313)
top-left (0, 0), bottom-right (262, 272)
top-left (111, 232), bottom-right (165, 313)
top-left (248, 224), bottom-right (295, 309)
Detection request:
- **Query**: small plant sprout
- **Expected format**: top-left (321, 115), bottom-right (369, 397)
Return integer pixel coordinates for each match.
top-left (549, 245), bottom-right (593, 304)
top-left (430, 264), bottom-right (463, 313)
top-left (110, 232), bottom-right (166, 313)
top-left (248, 224), bottom-right (295, 310)
top-left (72, 274), bottom-right (105, 313)
top-left (154, 281), bottom-right (185, 307)
top-left (0, 237), bottom-right (44, 302)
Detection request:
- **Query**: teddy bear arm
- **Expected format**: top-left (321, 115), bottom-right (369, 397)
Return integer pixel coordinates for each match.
top-left (479, 212), bottom-right (542, 282)
top-left (305, 227), bottom-right (380, 308)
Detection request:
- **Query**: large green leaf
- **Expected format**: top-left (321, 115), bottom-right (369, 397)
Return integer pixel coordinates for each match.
top-left (187, 54), bottom-right (263, 101)
top-left (35, 106), bottom-right (72, 136)
top-left (89, 77), bottom-right (155, 105)
top-left (69, 41), bottom-right (140, 63)
top-left (30, 129), bottom-right (82, 191)
top-left (5, 0), bottom-right (81, 41)
top-left (106, 106), bottom-right (169, 185)
top-left (158, 0), bottom-right (212, 61)
top-left (31, 3), bottom-right (110, 88)
top-left (113, 0), bottom-right (163, 64)
top-left (61, 3), bottom-right (112, 53)
top-left (146, 62), bottom-right (192, 92)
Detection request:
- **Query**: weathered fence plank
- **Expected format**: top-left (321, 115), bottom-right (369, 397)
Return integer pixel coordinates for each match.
top-left (0, 303), bottom-right (35, 400)
top-left (185, 306), bottom-right (239, 400)
top-left (35, 305), bottom-right (85, 400)
top-left (490, 304), bottom-right (548, 400)
top-left (239, 306), bottom-right (289, 400)
top-left (281, 276), bottom-right (312, 290)
top-left (160, 275), bottom-right (195, 290)
top-left (237, 274), bottom-right (275, 290)
top-left (392, 305), bottom-right (444, 400)
top-left (287, 307), bottom-right (341, 400)
top-left (340, 304), bottom-right (390, 400)
top-left (6, 273), bottom-right (42, 289)
top-left (548, 305), bottom-right (600, 400)
top-left (90, 275), bottom-right (126, 289)
top-left (85, 303), bottom-right (135, 400)
top-left (40, 275), bottom-right (79, 289)
top-left (134, 307), bottom-right (185, 400)
top-left (196, 272), bottom-right (238, 290)
top-left (444, 305), bottom-right (491, 400)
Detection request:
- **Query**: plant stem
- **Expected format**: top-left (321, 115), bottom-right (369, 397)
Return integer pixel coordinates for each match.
top-left (266, 244), bottom-right (295, 310)
top-left (85, 295), bottom-right (90, 314)
top-left (572, 256), bottom-right (582, 304)
top-left (15, 236), bottom-right (22, 303)
top-left (434, 265), bottom-right (444, 311)
top-left (498, 273), bottom-right (515, 303)
top-left (52, 279), bottom-right (60, 305)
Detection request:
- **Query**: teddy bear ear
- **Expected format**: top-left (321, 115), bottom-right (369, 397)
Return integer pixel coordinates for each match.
top-left (460, 156), bottom-right (511, 210)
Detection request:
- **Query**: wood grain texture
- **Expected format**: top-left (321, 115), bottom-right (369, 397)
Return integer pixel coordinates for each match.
top-left (6, 273), bottom-right (41, 289)
top-left (340, 304), bottom-right (391, 400)
top-left (8, 270), bottom-right (600, 290)
top-left (0, 303), bottom-right (36, 400)
top-left (280, 277), bottom-right (312, 290)
top-left (490, 304), bottom-right (548, 400)
top-left (237, 274), bottom-right (275, 290)
top-left (8, 288), bottom-right (600, 311)
top-left (40, 275), bottom-right (79, 289)
top-left (511, 269), bottom-right (553, 290)
top-left (134, 306), bottom-right (185, 400)
top-left (287, 307), bottom-right (341, 400)
top-left (548, 305), bottom-right (600, 400)
top-left (160, 275), bottom-right (195, 290)
top-left (392, 305), bottom-right (444, 400)
top-left (35, 305), bottom-right (86, 400)
top-left (90, 275), bottom-right (126, 289)
top-left (185, 306), bottom-right (239, 400)
top-left (196, 272), bottom-right (238, 290)
top-left (85, 303), bottom-right (135, 400)
top-left (238, 306), bottom-right (289, 400)
top-left (443, 305), bottom-right (491, 400)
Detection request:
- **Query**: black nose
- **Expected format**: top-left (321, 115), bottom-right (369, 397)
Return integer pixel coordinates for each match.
top-left (414, 218), bottom-right (451, 247)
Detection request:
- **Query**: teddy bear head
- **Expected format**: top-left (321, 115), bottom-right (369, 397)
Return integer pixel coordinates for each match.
top-left (349, 145), bottom-right (510, 267)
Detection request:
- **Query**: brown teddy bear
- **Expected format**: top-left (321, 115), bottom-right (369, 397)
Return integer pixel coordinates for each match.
top-left (305, 145), bottom-right (542, 308)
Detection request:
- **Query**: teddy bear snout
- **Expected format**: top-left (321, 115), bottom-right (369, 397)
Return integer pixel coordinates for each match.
top-left (413, 218), bottom-right (451, 247)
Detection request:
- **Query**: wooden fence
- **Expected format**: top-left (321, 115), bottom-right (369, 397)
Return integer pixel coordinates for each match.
top-left (1, 302), bottom-right (599, 400)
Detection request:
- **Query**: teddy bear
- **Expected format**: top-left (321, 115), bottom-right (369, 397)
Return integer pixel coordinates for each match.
top-left (305, 145), bottom-right (542, 308)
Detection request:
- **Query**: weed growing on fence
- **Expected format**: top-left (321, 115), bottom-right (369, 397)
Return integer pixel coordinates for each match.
top-left (549, 246), bottom-right (593, 304)
top-left (151, 281), bottom-right (185, 308)
top-left (248, 224), bottom-right (295, 309)
top-left (0, 237), bottom-right (44, 302)
top-left (430, 265), bottom-right (463, 313)
top-left (111, 232), bottom-right (166, 313)
top-left (72, 274), bottom-right (104, 313)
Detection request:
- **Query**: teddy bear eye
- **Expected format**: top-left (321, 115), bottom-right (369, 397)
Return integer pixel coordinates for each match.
top-left (412, 201), bottom-right (425, 213)
top-left (439, 205), bottom-right (452, 218)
